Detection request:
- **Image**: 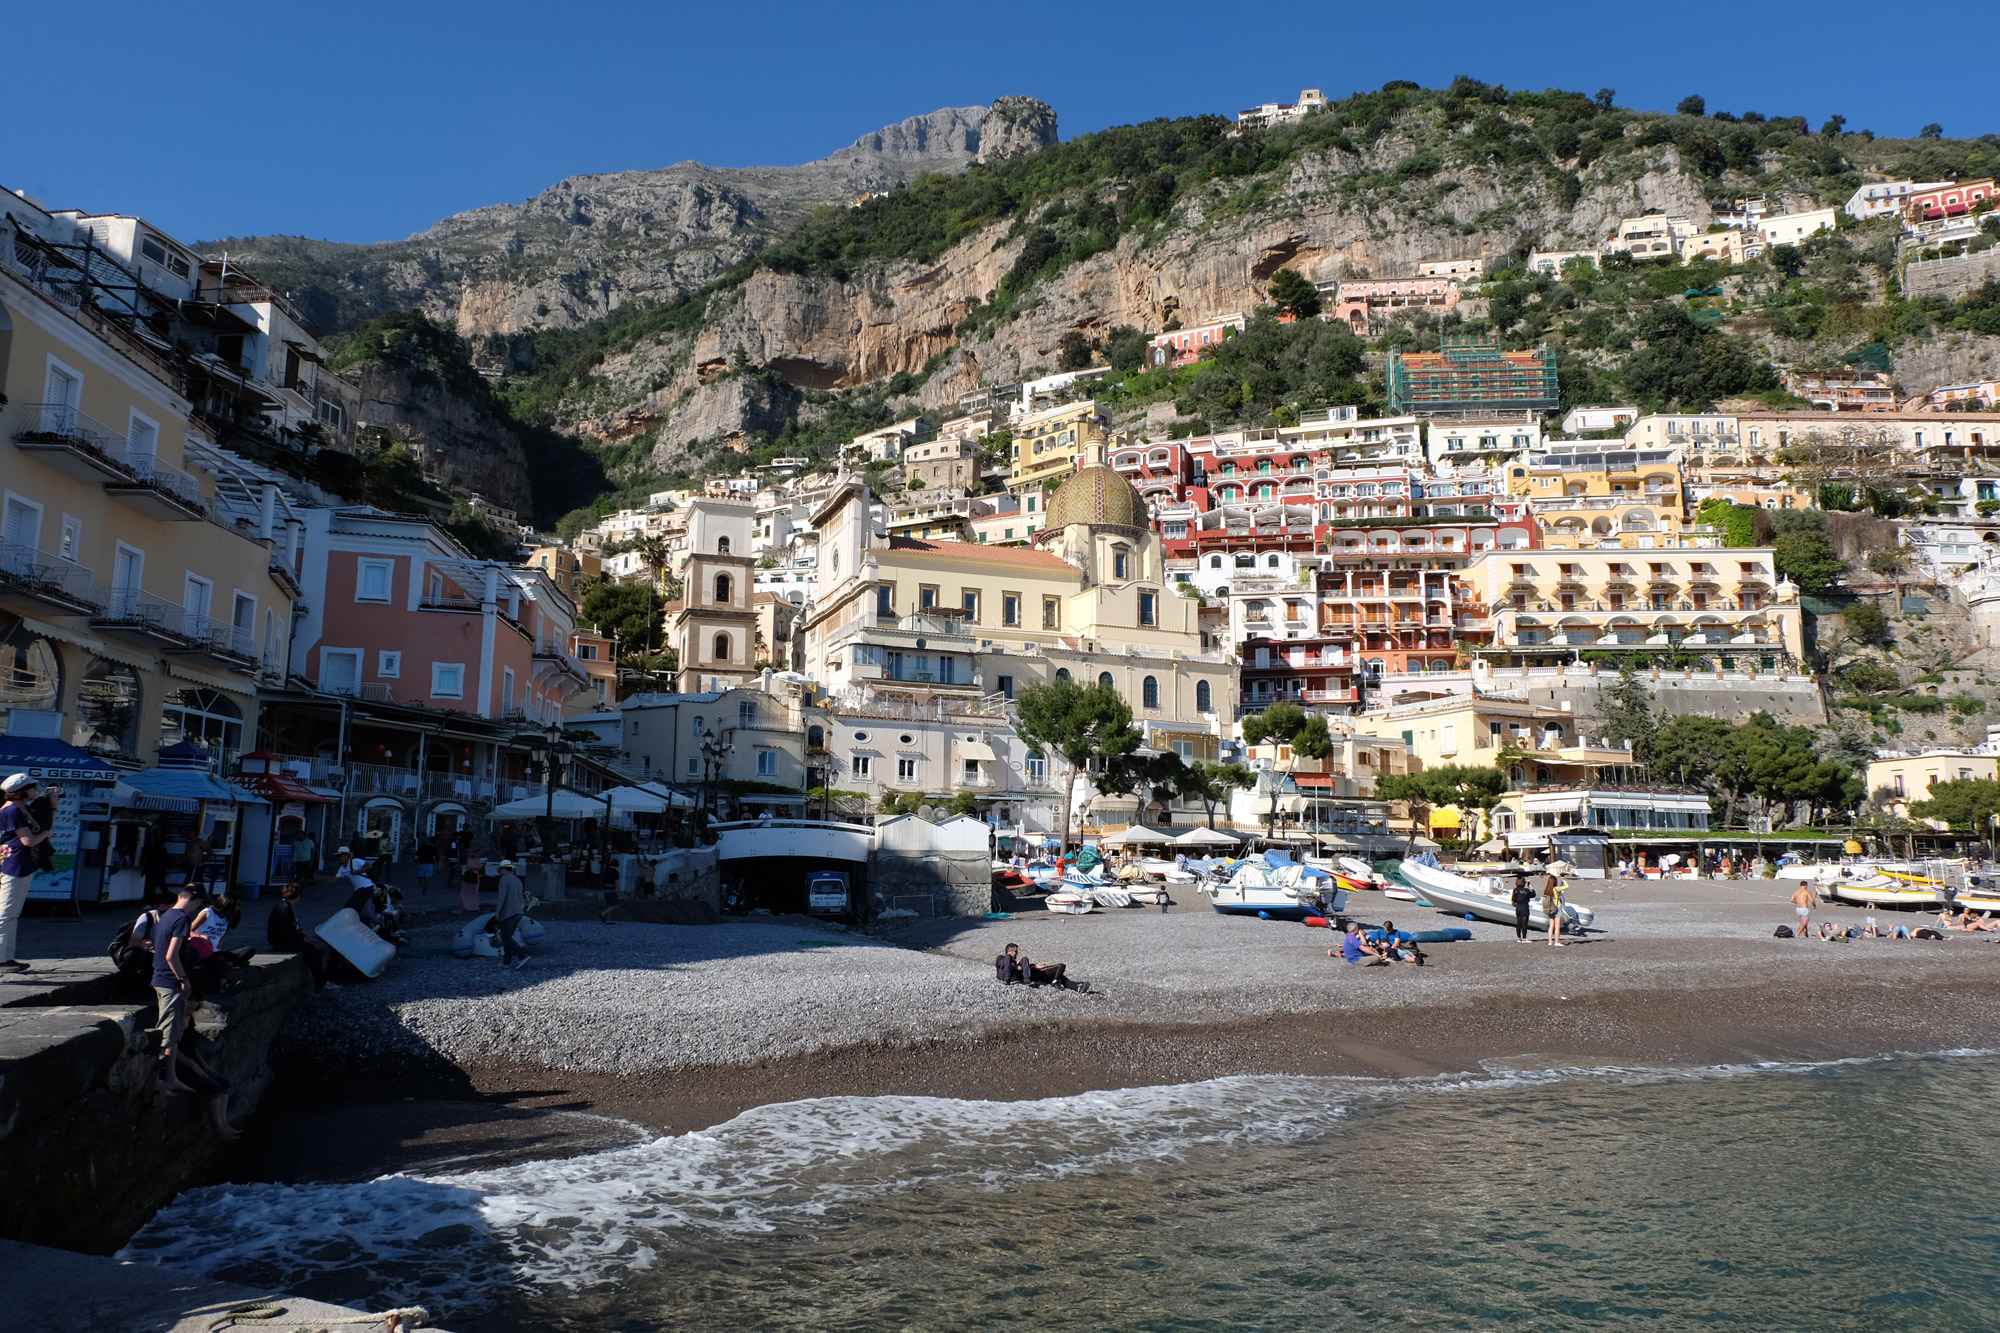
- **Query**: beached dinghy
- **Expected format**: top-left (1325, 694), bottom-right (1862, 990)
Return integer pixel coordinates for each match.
top-left (1044, 891), bottom-right (1095, 915)
top-left (1204, 856), bottom-right (1350, 921)
top-left (1397, 859), bottom-right (1596, 931)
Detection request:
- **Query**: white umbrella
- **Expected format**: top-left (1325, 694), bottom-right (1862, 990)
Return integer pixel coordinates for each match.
top-left (598, 785), bottom-right (673, 813)
top-left (1175, 827), bottom-right (1243, 847)
top-left (1102, 825), bottom-right (1171, 847)
top-left (634, 781), bottom-right (695, 809)
top-left (490, 790), bottom-right (608, 819)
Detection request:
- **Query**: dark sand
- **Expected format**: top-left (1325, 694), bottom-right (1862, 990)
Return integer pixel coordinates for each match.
top-left (249, 970), bottom-right (2000, 1182)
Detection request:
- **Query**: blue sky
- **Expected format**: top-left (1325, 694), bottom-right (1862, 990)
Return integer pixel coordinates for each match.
top-left (9, 1), bottom-right (1990, 245)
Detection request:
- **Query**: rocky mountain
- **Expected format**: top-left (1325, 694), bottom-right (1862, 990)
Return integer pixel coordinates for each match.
top-left (198, 98), bottom-right (1058, 338)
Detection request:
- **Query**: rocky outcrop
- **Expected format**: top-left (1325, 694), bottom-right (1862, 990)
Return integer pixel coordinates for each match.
top-left (201, 101), bottom-right (1056, 340)
top-left (1892, 332), bottom-right (2000, 396)
top-left (552, 140), bottom-right (1721, 468)
top-left (350, 363), bottom-right (535, 512)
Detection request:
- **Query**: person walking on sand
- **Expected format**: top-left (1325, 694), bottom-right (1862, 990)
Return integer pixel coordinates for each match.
top-left (494, 859), bottom-right (529, 971)
top-left (1511, 869), bottom-right (1534, 943)
top-left (1544, 871), bottom-right (1566, 946)
top-left (1790, 882), bottom-right (1819, 938)
top-left (458, 848), bottom-right (485, 913)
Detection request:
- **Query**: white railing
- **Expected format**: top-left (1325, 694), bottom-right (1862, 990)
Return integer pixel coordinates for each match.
top-left (116, 449), bottom-right (208, 513)
top-left (0, 542), bottom-right (105, 609)
top-left (98, 587), bottom-right (197, 639)
top-left (14, 402), bottom-right (131, 466)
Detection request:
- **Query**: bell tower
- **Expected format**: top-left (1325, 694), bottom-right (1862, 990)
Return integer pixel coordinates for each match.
top-left (667, 498), bottom-right (760, 692)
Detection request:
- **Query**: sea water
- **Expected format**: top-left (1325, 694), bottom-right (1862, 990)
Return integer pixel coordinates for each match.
top-left (123, 1052), bottom-right (2000, 1330)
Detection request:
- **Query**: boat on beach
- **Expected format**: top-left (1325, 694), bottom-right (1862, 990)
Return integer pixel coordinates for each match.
top-left (1820, 873), bottom-right (1947, 908)
top-left (1396, 859), bottom-right (1596, 931)
top-left (1203, 856), bottom-right (1350, 921)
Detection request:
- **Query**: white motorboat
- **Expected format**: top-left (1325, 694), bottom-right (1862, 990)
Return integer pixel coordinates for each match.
top-left (1821, 872), bottom-right (1947, 908)
top-left (1397, 860), bottom-right (1596, 931)
top-left (1203, 858), bottom-right (1349, 920)
top-left (1044, 892), bottom-right (1094, 915)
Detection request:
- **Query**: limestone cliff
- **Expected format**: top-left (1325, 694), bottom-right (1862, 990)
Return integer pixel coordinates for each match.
top-left (198, 100), bottom-right (1059, 339)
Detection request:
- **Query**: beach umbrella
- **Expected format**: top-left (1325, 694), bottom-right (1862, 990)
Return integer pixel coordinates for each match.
top-left (490, 790), bottom-right (607, 819)
top-left (1476, 837), bottom-right (1507, 854)
top-left (1175, 828), bottom-right (1242, 847)
top-left (598, 785), bottom-right (674, 813)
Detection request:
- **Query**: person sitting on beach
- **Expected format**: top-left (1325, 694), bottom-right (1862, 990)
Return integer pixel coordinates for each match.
top-left (1330, 922), bottom-right (1384, 966)
top-left (268, 880), bottom-right (334, 989)
top-left (1376, 920), bottom-right (1426, 966)
top-left (995, 942), bottom-right (1089, 991)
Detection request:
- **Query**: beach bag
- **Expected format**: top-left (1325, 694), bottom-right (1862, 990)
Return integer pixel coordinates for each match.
top-left (1773, 925), bottom-right (1794, 938)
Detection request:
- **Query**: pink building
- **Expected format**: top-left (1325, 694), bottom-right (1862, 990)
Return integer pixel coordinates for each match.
top-left (1109, 440), bottom-right (1196, 508)
top-left (1326, 277), bottom-right (1461, 332)
top-left (266, 508), bottom-right (596, 858)
top-left (1907, 179), bottom-right (1995, 221)
top-left (1148, 314), bottom-right (1247, 369)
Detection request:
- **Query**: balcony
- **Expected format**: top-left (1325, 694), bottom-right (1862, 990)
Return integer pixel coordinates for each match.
top-left (0, 543), bottom-right (105, 616)
top-left (12, 404), bottom-right (137, 483)
top-left (106, 450), bottom-right (208, 519)
top-left (421, 590), bottom-right (483, 612)
top-left (167, 614), bottom-right (259, 671)
top-left (93, 588), bottom-right (205, 649)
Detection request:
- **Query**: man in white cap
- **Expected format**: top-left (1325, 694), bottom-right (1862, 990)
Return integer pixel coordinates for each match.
top-left (0, 773), bottom-right (56, 973)
top-left (493, 859), bottom-right (528, 970)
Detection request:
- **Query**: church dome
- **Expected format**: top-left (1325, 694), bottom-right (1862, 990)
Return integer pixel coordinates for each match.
top-left (1043, 465), bottom-right (1147, 532)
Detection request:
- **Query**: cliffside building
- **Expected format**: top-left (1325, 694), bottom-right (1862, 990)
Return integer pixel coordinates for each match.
top-left (1385, 338), bottom-right (1559, 417)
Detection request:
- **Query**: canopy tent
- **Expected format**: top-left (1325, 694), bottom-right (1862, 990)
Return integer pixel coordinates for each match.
top-left (1100, 825), bottom-right (1171, 847)
top-left (116, 766), bottom-right (266, 813)
top-left (489, 790), bottom-right (611, 820)
top-left (1175, 827), bottom-right (1244, 847)
top-left (633, 782), bottom-right (696, 809)
top-left (596, 785), bottom-right (675, 813)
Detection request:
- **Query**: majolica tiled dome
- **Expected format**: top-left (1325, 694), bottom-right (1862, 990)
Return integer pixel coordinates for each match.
top-left (1045, 465), bottom-right (1147, 531)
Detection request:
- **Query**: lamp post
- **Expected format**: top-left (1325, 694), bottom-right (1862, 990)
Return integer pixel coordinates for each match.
top-left (526, 719), bottom-right (571, 857)
top-left (699, 736), bottom-right (732, 823)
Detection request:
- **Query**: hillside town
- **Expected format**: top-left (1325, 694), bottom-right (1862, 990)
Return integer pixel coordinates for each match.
top-left (8, 160), bottom-right (2000, 918)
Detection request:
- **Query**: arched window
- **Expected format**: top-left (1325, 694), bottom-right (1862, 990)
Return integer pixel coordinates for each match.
top-left (1209, 555), bottom-right (1223, 569)
top-left (1098, 672), bottom-right (1114, 689)
top-left (1055, 668), bottom-right (1071, 682)
top-left (807, 724), bottom-right (824, 748)
top-left (714, 572), bottom-right (731, 603)
top-left (1142, 676), bottom-right (1159, 709)
top-left (1196, 680), bottom-right (1212, 713)
top-left (713, 632), bottom-right (730, 661)
top-left (1266, 553), bottom-right (1280, 568)
top-left (162, 688), bottom-right (243, 767)
top-left (716, 535), bottom-right (731, 555)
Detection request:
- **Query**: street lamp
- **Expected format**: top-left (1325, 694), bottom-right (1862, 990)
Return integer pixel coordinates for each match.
top-left (699, 736), bottom-right (733, 823)
top-left (525, 719), bottom-right (572, 853)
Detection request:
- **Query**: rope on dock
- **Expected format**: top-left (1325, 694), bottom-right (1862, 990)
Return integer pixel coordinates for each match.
top-left (208, 1302), bottom-right (432, 1332)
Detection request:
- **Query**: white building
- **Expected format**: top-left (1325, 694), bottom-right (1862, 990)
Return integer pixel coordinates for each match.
top-left (1528, 248), bottom-right (1601, 275)
top-left (1235, 88), bottom-right (1327, 130)
top-left (1758, 208), bottom-right (1838, 248)
top-left (1560, 406), bottom-right (1640, 437)
top-left (1845, 180), bottom-right (1950, 221)
top-left (1418, 258), bottom-right (1486, 279)
top-left (1425, 414), bottom-right (1543, 468)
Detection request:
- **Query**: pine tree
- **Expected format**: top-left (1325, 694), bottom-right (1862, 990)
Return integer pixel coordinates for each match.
top-left (1600, 660), bottom-right (1656, 759)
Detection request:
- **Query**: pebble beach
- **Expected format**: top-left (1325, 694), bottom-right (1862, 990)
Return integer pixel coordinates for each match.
top-left (267, 875), bottom-right (2000, 1160)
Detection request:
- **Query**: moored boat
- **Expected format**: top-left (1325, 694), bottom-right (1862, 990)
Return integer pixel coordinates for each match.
top-left (1203, 856), bottom-right (1349, 920)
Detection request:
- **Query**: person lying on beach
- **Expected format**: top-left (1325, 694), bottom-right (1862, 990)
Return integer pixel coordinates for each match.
top-left (1860, 918), bottom-right (1881, 939)
top-left (995, 943), bottom-right (1090, 992)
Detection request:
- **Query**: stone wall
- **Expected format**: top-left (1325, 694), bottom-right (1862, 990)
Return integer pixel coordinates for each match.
top-left (1484, 668), bottom-right (1828, 728)
top-left (871, 815), bottom-right (992, 918)
top-left (0, 955), bottom-right (311, 1252)
top-left (1903, 248), bottom-right (2000, 301)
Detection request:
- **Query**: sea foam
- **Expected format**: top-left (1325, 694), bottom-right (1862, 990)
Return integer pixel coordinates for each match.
top-left (119, 1050), bottom-right (1996, 1317)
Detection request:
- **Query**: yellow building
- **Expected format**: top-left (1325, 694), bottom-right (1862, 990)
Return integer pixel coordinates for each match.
top-left (803, 466), bottom-right (1236, 726)
top-left (1463, 546), bottom-right (1804, 667)
top-left (1864, 750), bottom-right (1999, 819)
top-left (528, 545), bottom-right (602, 597)
top-left (1009, 400), bottom-right (1118, 497)
top-left (1364, 695), bottom-right (1711, 845)
top-left (1, 206), bottom-right (303, 898)
top-left (1508, 442), bottom-right (1686, 548)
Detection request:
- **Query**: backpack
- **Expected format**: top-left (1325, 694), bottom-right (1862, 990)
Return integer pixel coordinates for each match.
top-left (110, 910), bottom-right (156, 966)
top-left (1773, 925), bottom-right (1794, 938)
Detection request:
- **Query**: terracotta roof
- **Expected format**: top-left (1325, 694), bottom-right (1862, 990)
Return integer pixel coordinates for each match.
top-left (886, 537), bottom-right (1077, 572)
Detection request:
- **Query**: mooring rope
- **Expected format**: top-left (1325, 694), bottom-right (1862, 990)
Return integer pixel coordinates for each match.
top-left (208, 1302), bottom-right (431, 1332)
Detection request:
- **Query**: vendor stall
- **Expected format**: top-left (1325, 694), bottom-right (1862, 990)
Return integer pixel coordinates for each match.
top-left (0, 731), bottom-right (119, 905)
top-left (110, 741), bottom-right (266, 900)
